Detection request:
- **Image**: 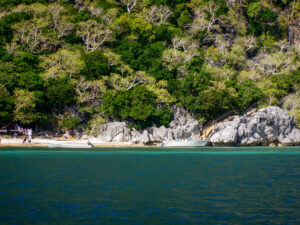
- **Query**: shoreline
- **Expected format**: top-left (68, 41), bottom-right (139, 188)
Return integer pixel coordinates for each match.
top-left (0, 138), bottom-right (149, 148)
top-left (1, 138), bottom-right (300, 149)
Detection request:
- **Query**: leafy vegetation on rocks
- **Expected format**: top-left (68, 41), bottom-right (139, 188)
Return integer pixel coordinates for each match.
top-left (0, 0), bottom-right (299, 132)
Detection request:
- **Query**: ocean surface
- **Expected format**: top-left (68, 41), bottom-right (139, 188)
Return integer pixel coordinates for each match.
top-left (1, 147), bottom-right (300, 225)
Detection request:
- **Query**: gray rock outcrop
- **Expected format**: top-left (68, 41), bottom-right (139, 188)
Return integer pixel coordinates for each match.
top-left (96, 122), bottom-right (132, 142)
top-left (209, 107), bottom-right (300, 146)
top-left (94, 107), bottom-right (202, 144)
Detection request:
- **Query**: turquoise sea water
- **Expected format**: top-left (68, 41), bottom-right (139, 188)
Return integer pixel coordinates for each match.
top-left (1, 147), bottom-right (300, 224)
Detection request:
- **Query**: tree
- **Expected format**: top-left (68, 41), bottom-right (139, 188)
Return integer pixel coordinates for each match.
top-left (81, 50), bottom-right (110, 80)
top-left (189, 0), bottom-right (224, 41)
top-left (12, 52), bottom-right (40, 73)
top-left (204, 46), bottom-right (226, 67)
top-left (75, 77), bottom-right (107, 107)
top-left (103, 71), bottom-right (155, 91)
top-left (47, 3), bottom-right (65, 30)
top-left (172, 35), bottom-right (199, 52)
top-left (141, 5), bottom-right (173, 25)
top-left (255, 51), bottom-right (299, 76)
top-left (162, 48), bottom-right (195, 75)
top-left (0, 84), bottom-right (9, 99)
top-left (102, 85), bottom-right (173, 129)
top-left (23, 3), bottom-right (47, 17)
top-left (126, 71), bottom-right (155, 90)
top-left (146, 80), bottom-right (175, 104)
top-left (77, 20), bottom-right (114, 51)
top-left (113, 14), bottom-right (155, 44)
top-left (12, 19), bottom-right (43, 53)
top-left (204, 64), bottom-right (235, 81)
top-left (226, 77), bottom-right (263, 109)
top-left (16, 71), bottom-right (44, 91)
top-left (0, 84), bottom-right (13, 125)
top-left (177, 70), bottom-right (239, 122)
top-left (62, 116), bottom-right (81, 131)
top-left (247, 2), bottom-right (278, 36)
top-left (13, 89), bottom-right (39, 125)
top-left (0, 62), bottom-right (18, 93)
top-left (12, 17), bottom-right (59, 53)
top-left (0, 11), bottom-right (31, 45)
top-left (283, 92), bottom-right (300, 127)
top-left (40, 48), bottom-right (84, 80)
top-left (177, 8), bottom-right (192, 28)
top-left (86, 114), bottom-right (106, 136)
top-left (45, 78), bottom-right (76, 113)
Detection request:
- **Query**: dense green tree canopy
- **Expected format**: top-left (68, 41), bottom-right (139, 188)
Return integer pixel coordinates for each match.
top-left (0, 0), bottom-right (299, 131)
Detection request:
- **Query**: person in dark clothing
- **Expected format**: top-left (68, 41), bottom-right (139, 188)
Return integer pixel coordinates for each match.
top-left (87, 141), bottom-right (94, 147)
top-left (28, 136), bottom-right (32, 147)
top-left (23, 136), bottom-right (27, 144)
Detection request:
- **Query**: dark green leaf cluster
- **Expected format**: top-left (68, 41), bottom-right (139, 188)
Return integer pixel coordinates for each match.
top-left (102, 86), bottom-right (173, 130)
top-left (62, 116), bottom-right (81, 130)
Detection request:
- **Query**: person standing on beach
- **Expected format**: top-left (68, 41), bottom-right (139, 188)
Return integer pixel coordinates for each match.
top-left (27, 128), bottom-right (32, 147)
top-left (28, 136), bottom-right (32, 147)
top-left (23, 136), bottom-right (27, 144)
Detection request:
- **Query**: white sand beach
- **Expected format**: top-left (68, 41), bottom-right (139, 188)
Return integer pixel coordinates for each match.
top-left (0, 137), bottom-right (145, 148)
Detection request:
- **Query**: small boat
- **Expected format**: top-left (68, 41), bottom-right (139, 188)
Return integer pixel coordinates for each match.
top-left (48, 142), bottom-right (93, 149)
top-left (161, 139), bottom-right (209, 147)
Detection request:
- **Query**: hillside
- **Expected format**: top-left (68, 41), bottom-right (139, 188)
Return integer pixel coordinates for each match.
top-left (0, 0), bottom-right (299, 134)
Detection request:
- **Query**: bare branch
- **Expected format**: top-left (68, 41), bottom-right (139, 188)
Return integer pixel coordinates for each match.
top-left (120, 0), bottom-right (137, 13)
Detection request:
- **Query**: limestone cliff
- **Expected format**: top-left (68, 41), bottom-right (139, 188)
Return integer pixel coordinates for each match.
top-left (90, 107), bottom-right (202, 144)
top-left (84, 106), bottom-right (300, 146)
top-left (209, 107), bottom-right (300, 146)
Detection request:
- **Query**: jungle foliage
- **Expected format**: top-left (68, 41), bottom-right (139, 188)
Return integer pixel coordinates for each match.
top-left (0, 0), bottom-right (299, 131)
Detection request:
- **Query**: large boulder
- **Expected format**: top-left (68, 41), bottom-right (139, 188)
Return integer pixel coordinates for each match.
top-left (97, 122), bottom-right (131, 142)
top-left (169, 107), bottom-right (202, 140)
top-left (209, 107), bottom-right (300, 146)
top-left (131, 129), bottom-right (152, 144)
top-left (209, 119), bottom-right (239, 145)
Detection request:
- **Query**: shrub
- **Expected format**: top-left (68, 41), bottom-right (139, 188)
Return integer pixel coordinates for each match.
top-left (62, 116), bottom-right (81, 131)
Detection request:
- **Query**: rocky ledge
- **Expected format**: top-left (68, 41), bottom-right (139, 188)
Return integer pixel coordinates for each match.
top-left (209, 107), bottom-right (300, 146)
top-left (89, 107), bottom-right (201, 144)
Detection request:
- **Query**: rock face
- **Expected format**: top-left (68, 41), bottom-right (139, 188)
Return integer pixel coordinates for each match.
top-left (96, 122), bottom-right (132, 142)
top-left (209, 107), bottom-right (300, 146)
top-left (94, 107), bottom-right (202, 144)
